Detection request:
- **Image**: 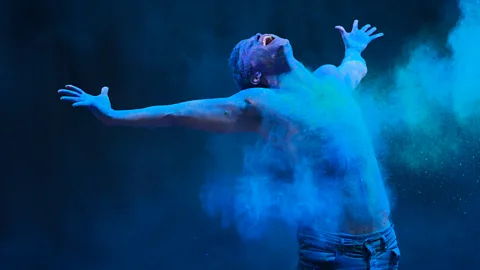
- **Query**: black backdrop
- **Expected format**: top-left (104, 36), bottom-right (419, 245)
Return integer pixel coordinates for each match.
top-left (2, 0), bottom-right (479, 269)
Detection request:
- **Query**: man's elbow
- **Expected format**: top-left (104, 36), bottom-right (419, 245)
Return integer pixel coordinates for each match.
top-left (357, 64), bottom-right (368, 80)
top-left (339, 61), bottom-right (367, 88)
top-left (347, 70), bottom-right (367, 90)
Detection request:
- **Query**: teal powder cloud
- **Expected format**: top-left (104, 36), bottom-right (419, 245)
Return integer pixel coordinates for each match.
top-left (357, 0), bottom-right (480, 170)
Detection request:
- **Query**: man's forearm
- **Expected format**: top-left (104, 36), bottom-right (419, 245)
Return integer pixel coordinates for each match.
top-left (339, 48), bottom-right (368, 89)
top-left (341, 48), bottom-right (367, 67)
top-left (98, 105), bottom-right (174, 127)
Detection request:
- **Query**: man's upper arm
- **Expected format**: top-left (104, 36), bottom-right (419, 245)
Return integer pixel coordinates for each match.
top-left (170, 88), bottom-right (266, 133)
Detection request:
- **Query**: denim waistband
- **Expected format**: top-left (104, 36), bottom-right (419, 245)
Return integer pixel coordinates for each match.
top-left (297, 224), bottom-right (397, 257)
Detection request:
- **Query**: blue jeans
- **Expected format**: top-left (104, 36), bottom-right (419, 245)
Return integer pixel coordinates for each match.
top-left (297, 225), bottom-right (400, 269)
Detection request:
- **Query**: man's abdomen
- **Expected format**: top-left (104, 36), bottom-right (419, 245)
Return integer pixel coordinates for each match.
top-left (340, 170), bottom-right (392, 235)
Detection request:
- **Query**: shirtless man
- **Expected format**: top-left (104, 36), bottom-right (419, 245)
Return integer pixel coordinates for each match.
top-left (58, 20), bottom-right (400, 269)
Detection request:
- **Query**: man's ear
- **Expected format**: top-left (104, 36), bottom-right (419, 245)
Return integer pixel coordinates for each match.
top-left (250, 71), bottom-right (262, 85)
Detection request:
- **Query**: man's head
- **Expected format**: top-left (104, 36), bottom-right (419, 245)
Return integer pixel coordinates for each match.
top-left (228, 33), bottom-right (296, 90)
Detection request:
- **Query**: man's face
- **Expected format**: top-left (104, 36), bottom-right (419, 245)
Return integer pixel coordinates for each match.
top-left (245, 33), bottom-right (294, 77)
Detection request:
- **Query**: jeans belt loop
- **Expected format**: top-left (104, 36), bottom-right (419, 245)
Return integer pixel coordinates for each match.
top-left (336, 238), bottom-right (345, 256)
top-left (380, 235), bottom-right (388, 250)
top-left (363, 238), bottom-right (374, 256)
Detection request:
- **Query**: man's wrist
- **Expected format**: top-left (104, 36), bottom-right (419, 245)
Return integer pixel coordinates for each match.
top-left (343, 48), bottom-right (366, 65)
top-left (91, 106), bottom-right (117, 125)
top-left (345, 47), bottom-right (363, 57)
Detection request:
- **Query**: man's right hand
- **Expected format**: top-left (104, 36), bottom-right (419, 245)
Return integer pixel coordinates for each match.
top-left (58, 85), bottom-right (113, 120)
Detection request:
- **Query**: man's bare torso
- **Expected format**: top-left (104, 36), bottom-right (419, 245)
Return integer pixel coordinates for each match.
top-left (252, 73), bottom-right (391, 234)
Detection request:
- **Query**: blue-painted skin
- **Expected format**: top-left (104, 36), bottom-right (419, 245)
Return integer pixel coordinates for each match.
top-left (59, 20), bottom-right (400, 269)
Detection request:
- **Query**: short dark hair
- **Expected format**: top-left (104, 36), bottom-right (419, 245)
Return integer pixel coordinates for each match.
top-left (228, 38), bottom-right (255, 90)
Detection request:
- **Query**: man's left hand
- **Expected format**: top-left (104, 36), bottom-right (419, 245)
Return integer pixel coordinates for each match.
top-left (335, 20), bottom-right (383, 53)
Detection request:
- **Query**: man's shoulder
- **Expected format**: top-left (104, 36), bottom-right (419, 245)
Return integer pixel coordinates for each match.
top-left (237, 87), bottom-right (272, 97)
top-left (234, 87), bottom-right (276, 108)
top-left (313, 64), bottom-right (344, 82)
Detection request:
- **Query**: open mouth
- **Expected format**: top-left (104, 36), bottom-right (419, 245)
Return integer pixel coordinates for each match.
top-left (262, 35), bottom-right (275, 46)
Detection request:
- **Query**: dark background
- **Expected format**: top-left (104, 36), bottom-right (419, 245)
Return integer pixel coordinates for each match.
top-left (1, 0), bottom-right (479, 269)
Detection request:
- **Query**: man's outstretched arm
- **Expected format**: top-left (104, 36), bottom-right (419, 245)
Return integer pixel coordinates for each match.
top-left (58, 85), bottom-right (265, 133)
top-left (314, 20), bottom-right (383, 90)
top-left (108, 92), bottom-right (262, 132)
